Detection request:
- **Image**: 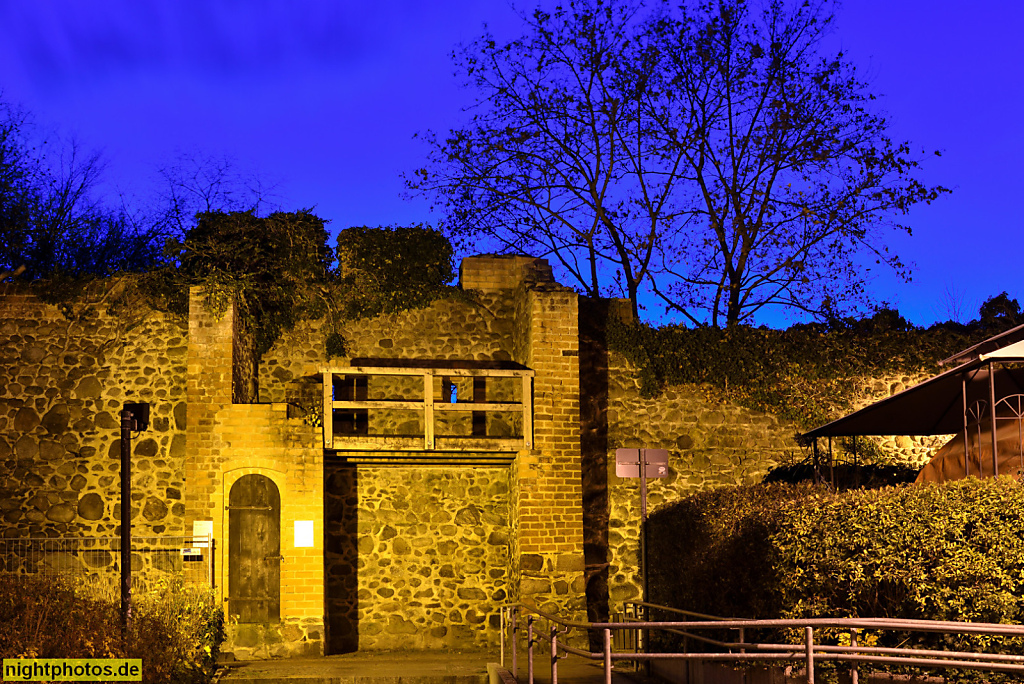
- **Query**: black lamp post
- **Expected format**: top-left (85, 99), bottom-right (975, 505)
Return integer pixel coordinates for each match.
top-left (119, 401), bottom-right (149, 640)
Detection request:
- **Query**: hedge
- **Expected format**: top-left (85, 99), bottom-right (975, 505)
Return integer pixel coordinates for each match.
top-left (647, 478), bottom-right (1024, 682)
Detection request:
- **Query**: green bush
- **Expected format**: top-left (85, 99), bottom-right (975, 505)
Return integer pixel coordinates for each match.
top-left (648, 478), bottom-right (1024, 682)
top-left (0, 575), bottom-right (224, 684)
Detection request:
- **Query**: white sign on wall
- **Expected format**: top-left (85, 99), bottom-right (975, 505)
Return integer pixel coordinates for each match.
top-left (294, 520), bottom-right (314, 548)
top-left (192, 520), bottom-right (213, 548)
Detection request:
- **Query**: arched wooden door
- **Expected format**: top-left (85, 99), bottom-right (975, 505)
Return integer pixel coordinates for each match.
top-left (228, 474), bottom-right (281, 622)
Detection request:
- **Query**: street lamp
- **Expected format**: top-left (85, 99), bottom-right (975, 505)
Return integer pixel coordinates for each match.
top-left (119, 401), bottom-right (149, 641)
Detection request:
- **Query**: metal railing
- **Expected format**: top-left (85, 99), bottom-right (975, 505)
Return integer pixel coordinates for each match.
top-left (0, 535), bottom-right (215, 601)
top-left (499, 601), bottom-right (1024, 684)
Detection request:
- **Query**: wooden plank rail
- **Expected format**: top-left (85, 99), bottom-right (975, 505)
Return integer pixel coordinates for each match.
top-left (319, 365), bottom-right (535, 452)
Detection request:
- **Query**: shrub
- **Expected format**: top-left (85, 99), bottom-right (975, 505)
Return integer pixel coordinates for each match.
top-left (0, 575), bottom-right (224, 684)
top-left (648, 478), bottom-right (1024, 682)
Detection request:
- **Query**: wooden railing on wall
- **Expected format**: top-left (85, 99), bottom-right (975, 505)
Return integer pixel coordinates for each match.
top-left (319, 365), bottom-right (534, 452)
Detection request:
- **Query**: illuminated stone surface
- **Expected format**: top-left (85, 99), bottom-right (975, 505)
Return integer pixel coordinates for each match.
top-left (0, 258), bottom-right (948, 661)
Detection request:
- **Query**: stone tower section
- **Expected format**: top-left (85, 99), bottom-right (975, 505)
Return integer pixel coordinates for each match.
top-left (504, 265), bottom-right (587, 621)
top-left (184, 287), bottom-right (235, 528)
top-left (185, 287), bottom-right (325, 658)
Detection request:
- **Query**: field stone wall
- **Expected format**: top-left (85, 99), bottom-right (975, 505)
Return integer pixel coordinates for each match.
top-left (259, 292), bottom-right (517, 412)
top-left (852, 373), bottom-right (951, 466)
top-left (603, 354), bottom-right (950, 610)
top-left (325, 462), bottom-right (510, 652)
top-left (0, 285), bottom-right (187, 583)
top-left (603, 350), bottom-right (799, 607)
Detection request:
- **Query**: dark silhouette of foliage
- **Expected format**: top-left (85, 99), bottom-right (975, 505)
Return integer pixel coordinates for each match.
top-left (144, 210), bottom-right (332, 356)
top-left (979, 292), bottom-right (1022, 330)
top-left (325, 225), bottom-right (460, 357)
top-left (0, 99), bottom-right (164, 281)
top-left (411, 0), bottom-right (946, 326)
top-left (335, 224), bottom-right (456, 318)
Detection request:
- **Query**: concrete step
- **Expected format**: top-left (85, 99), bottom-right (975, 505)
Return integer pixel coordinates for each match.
top-left (218, 650), bottom-right (650, 684)
top-left (219, 651), bottom-right (492, 684)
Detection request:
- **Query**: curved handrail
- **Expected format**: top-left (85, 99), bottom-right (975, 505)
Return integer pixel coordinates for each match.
top-left (499, 600), bottom-right (1024, 684)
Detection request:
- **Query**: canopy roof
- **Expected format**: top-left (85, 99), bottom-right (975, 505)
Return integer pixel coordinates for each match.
top-left (803, 325), bottom-right (1024, 439)
top-left (940, 322), bottom-right (1024, 366)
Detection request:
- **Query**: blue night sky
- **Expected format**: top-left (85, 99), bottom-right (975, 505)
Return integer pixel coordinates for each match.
top-left (1, 1), bottom-right (1020, 327)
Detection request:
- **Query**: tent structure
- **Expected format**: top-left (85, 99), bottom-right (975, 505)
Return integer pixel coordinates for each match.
top-left (801, 323), bottom-right (1024, 483)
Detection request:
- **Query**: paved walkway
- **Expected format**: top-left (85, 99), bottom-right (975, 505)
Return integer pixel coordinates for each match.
top-left (219, 650), bottom-right (648, 684)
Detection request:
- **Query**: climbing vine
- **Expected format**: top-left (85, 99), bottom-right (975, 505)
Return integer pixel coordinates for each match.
top-left (325, 224), bottom-right (461, 356)
top-left (140, 210), bottom-right (333, 356)
top-left (608, 306), bottom-right (1018, 430)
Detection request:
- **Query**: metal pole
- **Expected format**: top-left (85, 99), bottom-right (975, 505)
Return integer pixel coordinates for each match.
top-left (963, 375), bottom-right (970, 477)
top-left (500, 607), bottom-right (505, 668)
top-left (739, 627), bottom-right (747, 684)
top-left (528, 616), bottom-right (534, 684)
top-left (551, 625), bottom-right (558, 684)
top-left (805, 626), bottom-right (815, 684)
top-left (604, 628), bottom-right (612, 684)
top-left (813, 439), bottom-right (820, 483)
top-left (990, 361), bottom-right (998, 476)
top-left (639, 448), bottom-right (648, 610)
top-left (211, 537), bottom-right (216, 590)
top-left (512, 606), bottom-right (518, 679)
top-left (850, 628), bottom-right (859, 684)
top-left (828, 437), bottom-right (835, 489)
top-left (119, 408), bottom-right (134, 641)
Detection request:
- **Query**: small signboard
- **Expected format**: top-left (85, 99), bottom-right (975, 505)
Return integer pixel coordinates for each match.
top-left (192, 521), bottom-right (213, 548)
top-left (294, 520), bottom-right (315, 548)
top-left (615, 448), bottom-right (669, 478)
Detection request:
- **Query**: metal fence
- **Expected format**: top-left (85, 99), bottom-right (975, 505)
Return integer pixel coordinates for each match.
top-left (500, 601), bottom-right (1024, 684)
top-left (0, 536), bottom-right (215, 601)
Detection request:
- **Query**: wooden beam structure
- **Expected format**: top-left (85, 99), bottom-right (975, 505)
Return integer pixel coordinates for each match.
top-left (319, 365), bottom-right (535, 452)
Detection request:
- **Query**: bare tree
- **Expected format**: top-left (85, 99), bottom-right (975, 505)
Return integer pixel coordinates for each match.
top-left (408, 0), bottom-right (693, 319)
top-left (1, 99), bottom-right (164, 279)
top-left (153, 151), bottom-right (281, 237)
top-left (412, 0), bottom-right (946, 326)
top-left (648, 0), bottom-right (947, 327)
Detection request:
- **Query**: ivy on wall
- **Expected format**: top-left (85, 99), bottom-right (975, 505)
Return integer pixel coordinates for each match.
top-left (22, 215), bottom-right (465, 366)
top-left (327, 224), bottom-right (460, 356)
top-left (608, 306), bottom-right (1018, 430)
top-left (134, 216), bottom-right (456, 359)
top-left (140, 210), bottom-right (333, 356)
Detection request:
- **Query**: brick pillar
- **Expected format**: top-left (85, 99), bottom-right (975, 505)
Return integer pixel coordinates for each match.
top-left (184, 287), bottom-right (236, 532)
top-left (511, 284), bottom-right (586, 621)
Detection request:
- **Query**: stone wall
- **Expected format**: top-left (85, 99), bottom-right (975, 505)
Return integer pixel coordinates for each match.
top-left (259, 292), bottom-right (517, 410)
top-left (603, 350), bottom-right (799, 608)
top-left (0, 260), bottom-right (959, 658)
top-left (851, 374), bottom-right (951, 467)
top-left (599, 355), bottom-right (949, 613)
top-left (0, 283), bottom-right (187, 586)
top-left (259, 287), bottom-right (522, 653)
top-left (325, 463), bottom-right (510, 653)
